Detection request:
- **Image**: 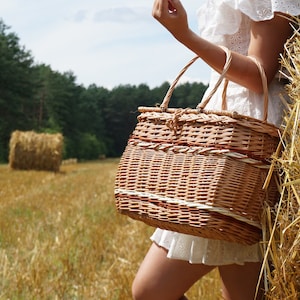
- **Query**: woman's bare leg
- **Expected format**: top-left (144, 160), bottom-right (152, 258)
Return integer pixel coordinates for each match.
top-left (132, 242), bottom-right (216, 300)
top-left (219, 262), bottom-right (263, 300)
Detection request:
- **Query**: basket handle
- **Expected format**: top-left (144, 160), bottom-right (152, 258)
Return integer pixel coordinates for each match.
top-left (248, 56), bottom-right (269, 122)
top-left (196, 46), bottom-right (232, 111)
top-left (160, 47), bottom-right (269, 122)
top-left (160, 56), bottom-right (200, 111)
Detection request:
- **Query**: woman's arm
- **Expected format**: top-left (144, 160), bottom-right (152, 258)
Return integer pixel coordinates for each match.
top-left (152, 0), bottom-right (292, 93)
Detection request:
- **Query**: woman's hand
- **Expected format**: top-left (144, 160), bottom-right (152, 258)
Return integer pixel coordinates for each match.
top-left (152, 0), bottom-right (190, 42)
top-left (152, 1), bottom-right (292, 94)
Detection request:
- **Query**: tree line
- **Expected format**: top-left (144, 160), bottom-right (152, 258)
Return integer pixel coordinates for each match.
top-left (0, 19), bottom-right (208, 162)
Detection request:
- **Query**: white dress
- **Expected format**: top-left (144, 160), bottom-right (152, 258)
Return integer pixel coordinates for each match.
top-left (151, 0), bottom-right (300, 266)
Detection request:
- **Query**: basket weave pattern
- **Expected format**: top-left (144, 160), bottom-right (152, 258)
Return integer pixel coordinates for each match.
top-left (115, 49), bottom-right (279, 245)
top-left (115, 130), bottom-right (278, 245)
top-left (134, 109), bottom-right (278, 161)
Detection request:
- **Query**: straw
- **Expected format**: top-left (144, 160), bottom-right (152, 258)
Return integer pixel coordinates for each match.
top-left (260, 18), bottom-right (300, 299)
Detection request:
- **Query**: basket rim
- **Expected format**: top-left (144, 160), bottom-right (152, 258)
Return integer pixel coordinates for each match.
top-left (137, 106), bottom-right (279, 136)
top-left (138, 106), bottom-right (278, 127)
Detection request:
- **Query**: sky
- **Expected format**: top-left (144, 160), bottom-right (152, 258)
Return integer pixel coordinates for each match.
top-left (0, 0), bottom-right (210, 89)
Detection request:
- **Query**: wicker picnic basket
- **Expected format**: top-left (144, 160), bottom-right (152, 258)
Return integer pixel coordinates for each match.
top-left (115, 48), bottom-right (279, 245)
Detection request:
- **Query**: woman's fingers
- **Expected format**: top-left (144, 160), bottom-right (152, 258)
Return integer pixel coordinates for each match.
top-left (152, 0), bottom-right (168, 19)
top-left (169, 0), bottom-right (185, 13)
top-left (152, 0), bottom-right (183, 19)
top-left (152, 0), bottom-right (189, 40)
top-left (152, 0), bottom-right (186, 21)
top-left (168, 0), bottom-right (177, 13)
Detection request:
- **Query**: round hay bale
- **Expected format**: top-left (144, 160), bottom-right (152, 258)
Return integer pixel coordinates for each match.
top-left (9, 130), bottom-right (64, 172)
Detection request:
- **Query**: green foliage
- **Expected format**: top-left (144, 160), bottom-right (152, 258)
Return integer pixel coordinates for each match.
top-left (0, 19), bottom-right (37, 161)
top-left (0, 19), bottom-right (208, 162)
top-left (77, 133), bottom-right (107, 160)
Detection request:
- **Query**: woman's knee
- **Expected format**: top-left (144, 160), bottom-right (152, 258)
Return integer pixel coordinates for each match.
top-left (132, 279), bottom-right (188, 300)
top-left (131, 274), bottom-right (155, 300)
top-left (131, 267), bottom-right (187, 300)
top-left (131, 275), bottom-right (144, 300)
top-left (131, 244), bottom-right (165, 300)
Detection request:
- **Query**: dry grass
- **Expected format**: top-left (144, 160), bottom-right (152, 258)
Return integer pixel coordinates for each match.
top-left (0, 160), bottom-right (221, 299)
top-left (260, 19), bottom-right (300, 300)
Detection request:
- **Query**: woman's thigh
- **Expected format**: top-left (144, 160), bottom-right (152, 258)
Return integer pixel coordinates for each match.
top-left (132, 242), bottom-right (216, 300)
top-left (219, 262), bottom-right (263, 300)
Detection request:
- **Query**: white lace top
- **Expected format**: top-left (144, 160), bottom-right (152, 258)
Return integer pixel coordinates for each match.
top-left (197, 0), bottom-right (300, 127)
top-left (151, 0), bottom-right (300, 266)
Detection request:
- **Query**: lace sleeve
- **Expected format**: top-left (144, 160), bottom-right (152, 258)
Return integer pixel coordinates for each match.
top-left (197, 0), bottom-right (300, 42)
top-left (227, 0), bottom-right (300, 21)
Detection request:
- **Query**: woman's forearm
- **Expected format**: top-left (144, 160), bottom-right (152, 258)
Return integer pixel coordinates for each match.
top-left (175, 29), bottom-right (265, 94)
top-left (152, 0), bottom-right (291, 94)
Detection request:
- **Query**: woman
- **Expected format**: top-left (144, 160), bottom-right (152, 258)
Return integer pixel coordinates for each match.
top-left (132, 1), bottom-right (300, 299)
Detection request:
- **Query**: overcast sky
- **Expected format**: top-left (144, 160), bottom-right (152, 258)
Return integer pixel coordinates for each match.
top-left (0, 0), bottom-right (210, 89)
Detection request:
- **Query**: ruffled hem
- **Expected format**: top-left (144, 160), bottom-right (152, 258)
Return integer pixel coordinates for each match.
top-left (197, 0), bottom-right (300, 42)
top-left (151, 229), bottom-right (263, 266)
top-left (224, 0), bottom-right (300, 21)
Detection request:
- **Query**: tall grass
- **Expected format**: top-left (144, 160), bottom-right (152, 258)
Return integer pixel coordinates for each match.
top-left (0, 160), bottom-right (221, 299)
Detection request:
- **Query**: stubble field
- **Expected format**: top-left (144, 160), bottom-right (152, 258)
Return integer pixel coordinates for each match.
top-left (0, 160), bottom-right (221, 299)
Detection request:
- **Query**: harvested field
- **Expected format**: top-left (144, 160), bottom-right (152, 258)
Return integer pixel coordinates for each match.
top-left (0, 160), bottom-right (221, 299)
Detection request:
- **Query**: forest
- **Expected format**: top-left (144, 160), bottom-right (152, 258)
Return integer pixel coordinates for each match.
top-left (0, 19), bottom-right (208, 162)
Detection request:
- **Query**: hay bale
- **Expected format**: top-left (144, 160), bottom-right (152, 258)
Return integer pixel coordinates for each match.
top-left (9, 130), bottom-right (64, 172)
top-left (260, 17), bottom-right (300, 300)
